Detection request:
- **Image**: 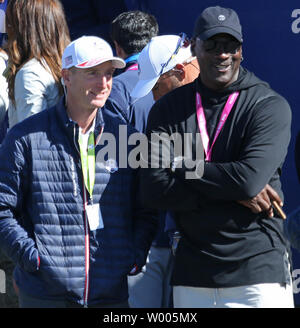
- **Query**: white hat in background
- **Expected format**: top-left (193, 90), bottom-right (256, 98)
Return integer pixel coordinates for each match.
top-left (131, 34), bottom-right (192, 98)
top-left (62, 35), bottom-right (125, 70)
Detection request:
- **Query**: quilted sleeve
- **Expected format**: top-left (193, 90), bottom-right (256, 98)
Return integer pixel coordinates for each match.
top-left (0, 129), bottom-right (39, 272)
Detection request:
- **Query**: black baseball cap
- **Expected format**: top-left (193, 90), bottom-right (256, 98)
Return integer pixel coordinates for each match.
top-left (193, 6), bottom-right (243, 42)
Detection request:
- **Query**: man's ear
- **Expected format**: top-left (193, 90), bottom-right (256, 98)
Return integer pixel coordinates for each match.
top-left (61, 69), bottom-right (71, 86)
top-left (114, 41), bottom-right (126, 59)
top-left (174, 63), bottom-right (185, 81)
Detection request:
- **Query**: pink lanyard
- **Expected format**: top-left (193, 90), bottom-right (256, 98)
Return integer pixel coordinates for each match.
top-left (126, 63), bottom-right (138, 71)
top-left (196, 91), bottom-right (239, 161)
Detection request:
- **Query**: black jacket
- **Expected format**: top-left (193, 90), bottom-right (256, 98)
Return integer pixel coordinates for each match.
top-left (141, 67), bottom-right (292, 287)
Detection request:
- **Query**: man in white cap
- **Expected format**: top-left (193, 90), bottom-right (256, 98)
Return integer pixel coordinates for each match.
top-left (128, 34), bottom-right (200, 308)
top-left (131, 34), bottom-right (199, 101)
top-left (0, 35), bottom-right (157, 307)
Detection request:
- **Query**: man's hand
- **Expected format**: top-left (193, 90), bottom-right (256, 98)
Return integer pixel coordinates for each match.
top-left (237, 184), bottom-right (283, 218)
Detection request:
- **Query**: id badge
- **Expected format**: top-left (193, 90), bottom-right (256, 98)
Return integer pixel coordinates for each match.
top-left (86, 203), bottom-right (104, 231)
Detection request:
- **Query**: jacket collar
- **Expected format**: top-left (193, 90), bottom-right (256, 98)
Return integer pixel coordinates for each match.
top-left (55, 96), bottom-right (105, 138)
top-left (125, 53), bottom-right (139, 64)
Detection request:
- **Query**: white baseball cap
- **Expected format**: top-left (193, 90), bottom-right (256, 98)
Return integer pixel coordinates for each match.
top-left (131, 34), bottom-right (192, 98)
top-left (62, 35), bottom-right (125, 70)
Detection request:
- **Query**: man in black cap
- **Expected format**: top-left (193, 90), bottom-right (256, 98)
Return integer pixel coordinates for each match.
top-left (140, 6), bottom-right (294, 307)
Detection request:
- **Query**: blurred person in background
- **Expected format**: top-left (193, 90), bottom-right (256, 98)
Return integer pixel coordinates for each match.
top-left (105, 10), bottom-right (158, 132)
top-left (5, 0), bottom-right (70, 128)
top-left (110, 10), bottom-right (159, 76)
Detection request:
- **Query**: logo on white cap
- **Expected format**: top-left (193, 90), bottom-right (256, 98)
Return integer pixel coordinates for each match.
top-left (218, 15), bottom-right (226, 21)
top-left (64, 55), bottom-right (73, 68)
top-left (131, 35), bottom-right (192, 99)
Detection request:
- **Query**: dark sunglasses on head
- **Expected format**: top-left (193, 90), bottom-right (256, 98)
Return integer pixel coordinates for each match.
top-left (159, 32), bottom-right (190, 75)
top-left (202, 39), bottom-right (241, 54)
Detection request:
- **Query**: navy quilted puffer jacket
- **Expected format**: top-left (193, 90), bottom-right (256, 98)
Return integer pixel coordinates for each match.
top-left (0, 97), bottom-right (157, 306)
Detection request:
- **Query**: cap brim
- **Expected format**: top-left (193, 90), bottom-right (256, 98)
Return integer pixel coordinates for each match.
top-left (76, 57), bottom-right (126, 69)
top-left (112, 58), bottom-right (126, 69)
top-left (199, 26), bottom-right (243, 42)
top-left (131, 76), bottom-right (160, 99)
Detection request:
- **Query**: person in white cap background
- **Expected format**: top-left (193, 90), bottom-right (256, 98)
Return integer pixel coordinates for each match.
top-left (127, 33), bottom-right (199, 308)
top-left (139, 6), bottom-right (294, 308)
top-left (131, 34), bottom-right (199, 101)
top-left (0, 35), bottom-right (157, 308)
